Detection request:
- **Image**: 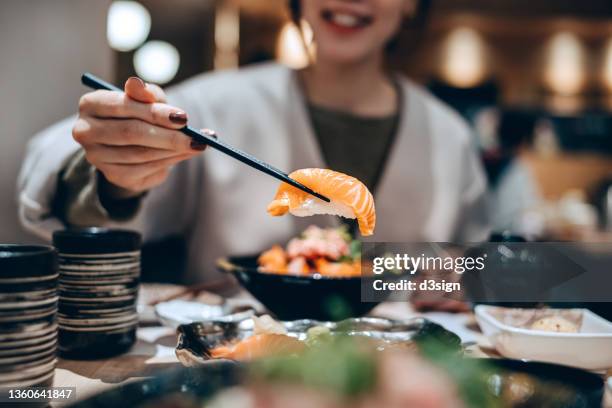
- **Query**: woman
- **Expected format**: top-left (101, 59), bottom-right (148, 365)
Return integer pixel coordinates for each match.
top-left (18, 0), bottom-right (489, 283)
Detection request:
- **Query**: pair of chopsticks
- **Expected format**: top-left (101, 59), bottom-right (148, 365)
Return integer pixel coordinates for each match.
top-left (81, 73), bottom-right (330, 202)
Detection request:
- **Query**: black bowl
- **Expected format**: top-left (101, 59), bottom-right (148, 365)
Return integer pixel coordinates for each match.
top-left (217, 255), bottom-right (383, 321)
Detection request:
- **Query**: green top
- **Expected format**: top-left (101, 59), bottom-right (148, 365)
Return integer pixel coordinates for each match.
top-left (307, 103), bottom-right (399, 192)
top-left (54, 103), bottom-right (399, 226)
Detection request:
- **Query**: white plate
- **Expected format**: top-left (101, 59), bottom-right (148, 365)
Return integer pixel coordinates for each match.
top-left (475, 305), bottom-right (612, 371)
top-left (155, 299), bottom-right (256, 328)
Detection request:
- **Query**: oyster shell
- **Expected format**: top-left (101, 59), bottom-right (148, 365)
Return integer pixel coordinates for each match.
top-left (175, 316), bottom-right (461, 366)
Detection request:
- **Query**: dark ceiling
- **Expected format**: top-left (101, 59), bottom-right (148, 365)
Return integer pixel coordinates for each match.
top-left (143, 0), bottom-right (612, 20)
top-left (433, 0), bottom-right (612, 18)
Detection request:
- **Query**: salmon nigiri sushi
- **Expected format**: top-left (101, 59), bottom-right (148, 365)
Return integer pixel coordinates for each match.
top-left (267, 169), bottom-right (376, 236)
top-left (210, 333), bottom-right (305, 361)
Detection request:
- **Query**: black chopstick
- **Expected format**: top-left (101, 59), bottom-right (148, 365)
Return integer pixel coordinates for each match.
top-left (81, 72), bottom-right (330, 203)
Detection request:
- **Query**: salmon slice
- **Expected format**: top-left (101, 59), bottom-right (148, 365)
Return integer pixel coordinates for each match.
top-left (258, 245), bottom-right (288, 274)
top-left (210, 334), bottom-right (305, 361)
top-left (314, 258), bottom-right (361, 277)
top-left (267, 169), bottom-right (376, 236)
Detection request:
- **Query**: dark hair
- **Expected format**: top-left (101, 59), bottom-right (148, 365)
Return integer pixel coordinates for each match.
top-left (288, 0), bottom-right (432, 70)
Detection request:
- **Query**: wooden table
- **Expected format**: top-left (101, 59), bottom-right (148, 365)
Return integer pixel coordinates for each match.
top-left (51, 301), bottom-right (612, 407)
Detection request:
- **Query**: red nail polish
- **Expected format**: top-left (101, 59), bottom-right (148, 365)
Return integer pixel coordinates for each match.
top-left (169, 111), bottom-right (188, 125)
top-left (190, 139), bottom-right (207, 151)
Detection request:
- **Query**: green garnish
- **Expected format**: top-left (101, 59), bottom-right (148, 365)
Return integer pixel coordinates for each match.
top-left (252, 336), bottom-right (377, 397)
top-left (349, 240), bottom-right (361, 260)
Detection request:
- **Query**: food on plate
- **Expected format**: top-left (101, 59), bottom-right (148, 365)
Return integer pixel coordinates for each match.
top-left (195, 314), bottom-right (448, 364)
top-left (205, 334), bottom-right (490, 408)
top-left (486, 306), bottom-right (583, 333)
top-left (170, 314), bottom-right (581, 408)
top-left (207, 315), bottom-right (304, 361)
top-left (210, 333), bottom-right (305, 361)
top-left (530, 316), bottom-right (579, 333)
top-left (257, 226), bottom-right (361, 277)
top-left (267, 169), bottom-right (376, 236)
top-left (252, 314), bottom-right (287, 335)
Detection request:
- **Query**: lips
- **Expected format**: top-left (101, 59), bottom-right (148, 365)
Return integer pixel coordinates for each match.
top-left (321, 9), bottom-right (373, 31)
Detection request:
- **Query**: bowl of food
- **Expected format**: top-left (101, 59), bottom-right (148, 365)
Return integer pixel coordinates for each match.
top-left (217, 226), bottom-right (384, 321)
top-left (475, 305), bottom-right (612, 370)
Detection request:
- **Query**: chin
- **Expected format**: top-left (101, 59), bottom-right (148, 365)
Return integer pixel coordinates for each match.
top-left (315, 44), bottom-right (375, 66)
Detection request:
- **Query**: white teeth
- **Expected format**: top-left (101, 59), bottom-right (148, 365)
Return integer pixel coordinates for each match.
top-left (331, 13), bottom-right (360, 28)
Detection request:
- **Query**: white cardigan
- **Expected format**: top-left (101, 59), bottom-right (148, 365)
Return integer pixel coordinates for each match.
top-left (18, 63), bottom-right (490, 282)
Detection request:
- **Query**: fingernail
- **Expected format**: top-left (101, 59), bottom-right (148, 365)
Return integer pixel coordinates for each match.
top-left (129, 76), bottom-right (145, 87)
top-left (190, 139), bottom-right (207, 151)
top-left (169, 111), bottom-right (188, 125)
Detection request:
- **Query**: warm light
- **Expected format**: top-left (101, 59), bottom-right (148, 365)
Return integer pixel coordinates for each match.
top-left (441, 27), bottom-right (487, 88)
top-left (603, 38), bottom-right (612, 93)
top-left (107, 1), bottom-right (151, 52)
top-left (544, 32), bottom-right (585, 95)
top-left (133, 41), bottom-right (180, 84)
top-left (276, 21), bottom-right (314, 69)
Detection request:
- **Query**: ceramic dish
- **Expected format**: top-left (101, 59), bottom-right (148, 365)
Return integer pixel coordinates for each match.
top-left (175, 316), bottom-right (461, 365)
top-left (155, 299), bottom-right (257, 329)
top-left (0, 359), bottom-right (57, 382)
top-left (0, 307), bottom-right (57, 323)
top-left (0, 369), bottom-right (55, 389)
top-left (475, 305), bottom-right (612, 370)
top-left (0, 296), bottom-right (58, 310)
top-left (0, 354), bottom-right (56, 374)
top-left (0, 339), bottom-right (58, 357)
top-left (0, 321), bottom-right (57, 339)
top-left (217, 255), bottom-right (390, 321)
top-left (0, 288), bottom-right (57, 301)
top-left (58, 327), bottom-right (135, 358)
top-left (0, 346), bottom-right (56, 366)
top-left (0, 330), bottom-right (58, 349)
top-left (68, 358), bottom-right (604, 408)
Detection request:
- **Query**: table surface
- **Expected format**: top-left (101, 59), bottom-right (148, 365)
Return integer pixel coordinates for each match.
top-left (51, 298), bottom-right (612, 407)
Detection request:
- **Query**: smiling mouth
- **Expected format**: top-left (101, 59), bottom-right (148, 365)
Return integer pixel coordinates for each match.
top-left (321, 9), bottom-right (373, 30)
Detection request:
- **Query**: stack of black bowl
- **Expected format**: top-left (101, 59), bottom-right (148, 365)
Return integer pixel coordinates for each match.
top-left (0, 245), bottom-right (58, 389)
top-left (53, 229), bottom-right (141, 359)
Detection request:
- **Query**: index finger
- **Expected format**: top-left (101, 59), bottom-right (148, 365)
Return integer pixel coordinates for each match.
top-left (79, 90), bottom-right (187, 129)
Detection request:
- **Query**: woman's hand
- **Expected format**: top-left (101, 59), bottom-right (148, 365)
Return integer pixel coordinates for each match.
top-left (72, 77), bottom-right (207, 197)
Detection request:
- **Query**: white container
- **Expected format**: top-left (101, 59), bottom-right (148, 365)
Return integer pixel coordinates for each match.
top-left (475, 305), bottom-right (612, 371)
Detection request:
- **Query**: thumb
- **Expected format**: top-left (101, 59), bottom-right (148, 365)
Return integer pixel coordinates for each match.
top-left (124, 77), bottom-right (166, 103)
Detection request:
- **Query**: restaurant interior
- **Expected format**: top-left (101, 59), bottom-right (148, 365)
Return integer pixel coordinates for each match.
top-left (0, 0), bottom-right (611, 406)
top-left (3, 0), bottom-right (612, 246)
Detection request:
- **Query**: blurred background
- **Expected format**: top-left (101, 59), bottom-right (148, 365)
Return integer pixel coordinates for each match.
top-left (2, 0), bottom-right (612, 243)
